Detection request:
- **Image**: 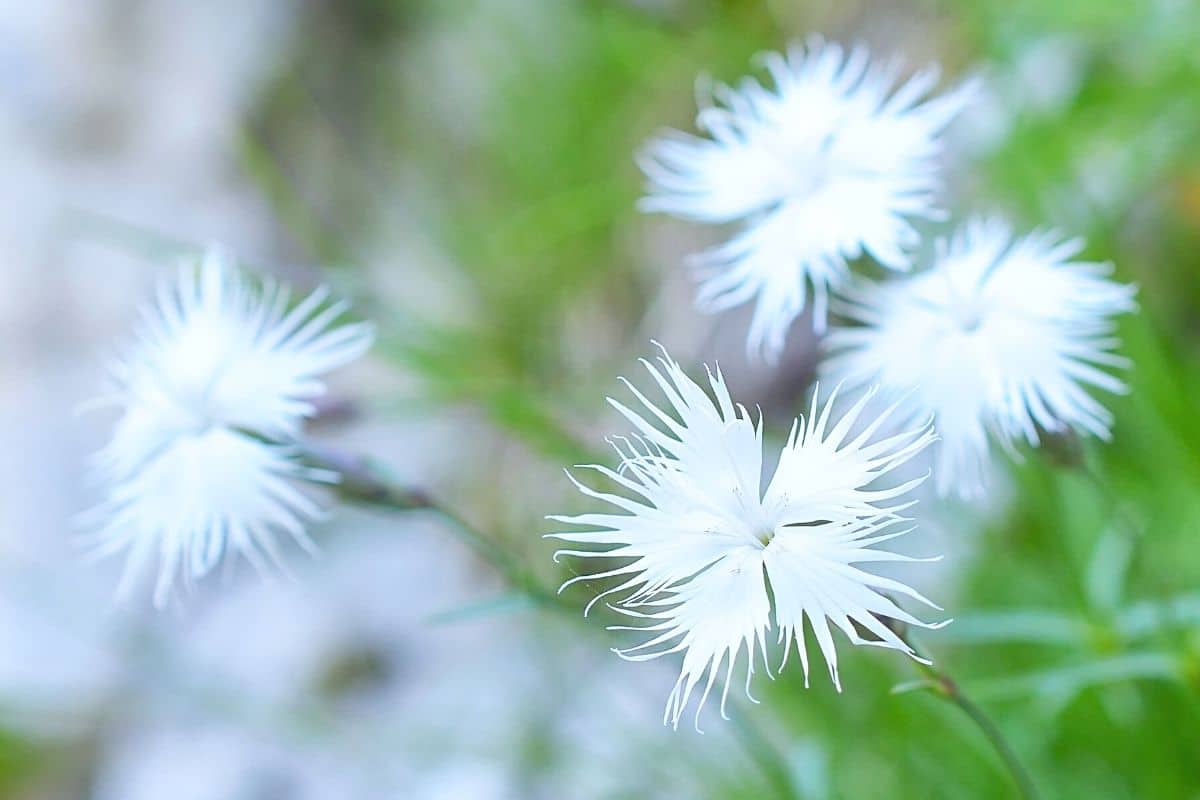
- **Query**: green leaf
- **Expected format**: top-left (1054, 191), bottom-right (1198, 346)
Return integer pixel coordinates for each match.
top-left (938, 610), bottom-right (1091, 647)
top-left (890, 679), bottom-right (941, 696)
top-left (1085, 530), bottom-right (1133, 612)
top-left (973, 652), bottom-right (1181, 713)
top-left (1114, 593), bottom-right (1200, 640)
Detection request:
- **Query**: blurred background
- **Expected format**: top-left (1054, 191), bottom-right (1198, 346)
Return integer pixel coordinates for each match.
top-left (2, 0), bottom-right (1199, 797)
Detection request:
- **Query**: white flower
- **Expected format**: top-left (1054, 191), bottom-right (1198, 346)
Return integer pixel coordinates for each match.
top-left (84, 248), bottom-right (374, 606)
top-left (823, 217), bottom-right (1137, 499)
top-left (639, 38), bottom-right (974, 359)
top-left (549, 347), bottom-right (941, 730)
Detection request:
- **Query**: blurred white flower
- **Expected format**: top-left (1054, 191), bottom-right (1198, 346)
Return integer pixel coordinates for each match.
top-left (639, 38), bottom-right (974, 359)
top-left (550, 347), bottom-right (940, 730)
top-left (824, 217), bottom-right (1137, 499)
top-left (84, 248), bottom-right (374, 606)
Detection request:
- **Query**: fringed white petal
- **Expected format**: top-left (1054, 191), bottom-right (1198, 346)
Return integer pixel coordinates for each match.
top-left (553, 349), bottom-right (940, 728)
top-left (824, 216), bottom-right (1136, 499)
top-left (640, 38), bottom-right (975, 359)
top-left (84, 246), bottom-right (373, 604)
top-left (119, 248), bottom-right (375, 440)
top-left (86, 428), bottom-right (321, 608)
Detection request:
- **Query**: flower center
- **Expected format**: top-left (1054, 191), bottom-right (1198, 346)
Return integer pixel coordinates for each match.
top-left (177, 399), bottom-right (219, 438)
top-left (938, 270), bottom-right (989, 334)
top-left (764, 130), bottom-right (846, 200)
top-left (954, 301), bottom-right (984, 333)
top-left (753, 526), bottom-right (775, 547)
top-left (791, 156), bottom-right (834, 198)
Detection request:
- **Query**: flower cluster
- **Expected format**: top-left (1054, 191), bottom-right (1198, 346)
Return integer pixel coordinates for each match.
top-left (83, 35), bottom-right (1137, 734)
top-left (556, 38), bottom-right (1136, 726)
top-left (84, 248), bottom-right (373, 606)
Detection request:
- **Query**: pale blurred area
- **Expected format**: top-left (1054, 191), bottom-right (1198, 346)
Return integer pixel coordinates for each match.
top-left (0, 2), bottom-right (760, 797)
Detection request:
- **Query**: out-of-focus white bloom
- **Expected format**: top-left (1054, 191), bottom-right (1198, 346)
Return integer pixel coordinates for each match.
top-left (550, 347), bottom-right (940, 730)
top-left (639, 38), bottom-right (974, 359)
top-left (824, 217), bottom-right (1137, 499)
top-left (84, 248), bottom-right (374, 606)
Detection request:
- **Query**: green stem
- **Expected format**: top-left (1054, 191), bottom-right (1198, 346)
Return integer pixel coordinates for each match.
top-left (311, 441), bottom-right (1047, 800)
top-left (727, 707), bottom-right (801, 799)
top-left (303, 442), bottom-right (800, 794)
top-left (301, 443), bottom-right (565, 611)
top-left (1078, 460), bottom-right (1142, 541)
top-left (914, 658), bottom-right (1040, 800)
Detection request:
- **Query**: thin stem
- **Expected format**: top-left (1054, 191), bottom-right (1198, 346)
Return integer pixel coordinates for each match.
top-left (1078, 459), bottom-right (1143, 542)
top-left (301, 443), bottom-right (566, 611)
top-left (303, 442), bottom-right (801, 794)
top-left (910, 652), bottom-right (1040, 800)
top-left (310, 440), bottom-right (1047, 800)
top-left (303, 443), bottom-right (434, 511)
top-left (727, 707), bottom-right (801, 800)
